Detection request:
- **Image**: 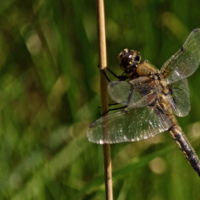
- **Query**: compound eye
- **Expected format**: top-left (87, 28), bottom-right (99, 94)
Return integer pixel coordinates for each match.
top-left (134, 55), bottom-right (140, 62)
top-left (120, 51), bottom-right (133, 68)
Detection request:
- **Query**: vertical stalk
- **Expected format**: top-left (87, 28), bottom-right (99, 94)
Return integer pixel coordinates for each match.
top-left (97, 0), bottom-right (113, 199)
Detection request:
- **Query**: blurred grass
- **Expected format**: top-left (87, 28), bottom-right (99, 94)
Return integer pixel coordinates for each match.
top-left (0, 0), bottom-right (200, 199)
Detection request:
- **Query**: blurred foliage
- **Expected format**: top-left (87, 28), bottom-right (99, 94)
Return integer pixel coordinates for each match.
top-left (0, 0), bottom-right (200, 199)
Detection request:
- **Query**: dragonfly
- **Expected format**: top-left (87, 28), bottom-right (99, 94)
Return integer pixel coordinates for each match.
top-left (87, 28), bottom-right (200, 176)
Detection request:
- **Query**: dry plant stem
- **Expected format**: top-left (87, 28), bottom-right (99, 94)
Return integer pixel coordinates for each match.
top-left (97, 0), bottom-right (113, 200)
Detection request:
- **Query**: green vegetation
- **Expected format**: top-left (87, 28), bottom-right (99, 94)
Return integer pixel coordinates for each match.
top-left (0, 0), bottom-right (200, 199)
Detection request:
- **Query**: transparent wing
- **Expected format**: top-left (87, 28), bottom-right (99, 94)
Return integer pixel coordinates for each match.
top-left (108, 81), bottom-right (131, 105)
top-left (108, 77), bottom-right (158, 107)
top-left (87, 105), bottom-right (172, 144)
top-left (166, 78), bottom-right (190, 117)
top-left (160, 28), bottom-right (200, 83)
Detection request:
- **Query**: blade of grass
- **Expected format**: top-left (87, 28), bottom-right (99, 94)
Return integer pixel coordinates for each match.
top-left (70, 143), bottom-right (176, 199)
top-left (10, 128), bottom-right (88, 200)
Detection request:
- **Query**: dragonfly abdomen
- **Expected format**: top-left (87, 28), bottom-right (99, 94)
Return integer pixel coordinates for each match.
top-left (169, 125), bottom-right (200, 176)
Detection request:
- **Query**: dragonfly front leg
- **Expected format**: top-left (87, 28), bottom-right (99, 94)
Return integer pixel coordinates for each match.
top-left (98, 65), bottom-right (128, 82)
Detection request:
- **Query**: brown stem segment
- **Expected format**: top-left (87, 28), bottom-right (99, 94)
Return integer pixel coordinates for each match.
top-left (97, 0), bottom-right (113, 199)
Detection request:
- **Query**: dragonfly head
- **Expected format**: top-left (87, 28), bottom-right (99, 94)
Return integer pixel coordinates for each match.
top-left (118, 49), bottom-right (141, 74)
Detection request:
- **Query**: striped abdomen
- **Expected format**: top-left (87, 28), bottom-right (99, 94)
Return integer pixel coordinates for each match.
top-left (158, 93), bottom-right (200, 176)
top-left (169, 125), bottom-right (200, 176)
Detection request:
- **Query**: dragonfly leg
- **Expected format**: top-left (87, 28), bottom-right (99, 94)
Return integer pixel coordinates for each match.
top-left (100, 105), bottom-right (127, 116)
top-left (98, 65), bottom-right (128, 81)
top-left (106, 67), bottom-right (128, 80)
top-left (102, 69), bottom-right (111, 82)
top-left (98, 101), bottom-right (128, 108)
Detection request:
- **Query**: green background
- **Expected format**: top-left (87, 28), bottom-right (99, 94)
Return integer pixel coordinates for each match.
top-left (0, 0), bottom-right (200, 199)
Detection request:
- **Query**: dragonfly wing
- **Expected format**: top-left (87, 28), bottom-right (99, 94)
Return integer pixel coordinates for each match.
top-left (108, 81), bottom-right (131, 106)
top-left (160, 28), bottom-right (200, 83)
top-left (87, 105), bottom-right (172, 144)
top-left (166, 78), bottom-right (190, 117)
top-left (108, 76), bottom-right (158, 107)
